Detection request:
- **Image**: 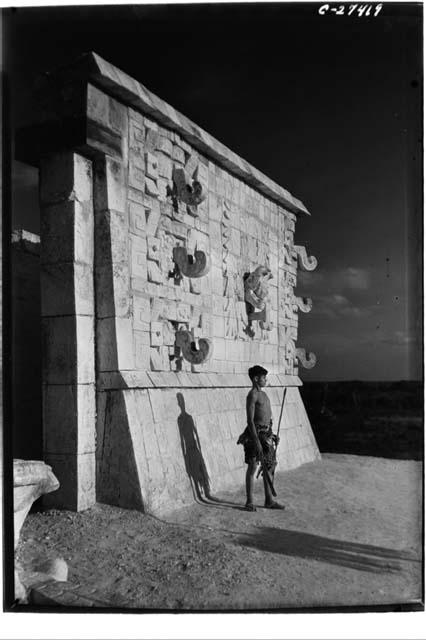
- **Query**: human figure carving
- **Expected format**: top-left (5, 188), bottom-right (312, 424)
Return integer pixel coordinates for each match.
top-left (244, 266), bottom-right (273, 332)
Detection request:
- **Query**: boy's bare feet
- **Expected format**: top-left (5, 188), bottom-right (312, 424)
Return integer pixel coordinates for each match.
top-left (244, 503), bottom-right (257, 512)
top-left (264, 501), bottom-right (285, 510)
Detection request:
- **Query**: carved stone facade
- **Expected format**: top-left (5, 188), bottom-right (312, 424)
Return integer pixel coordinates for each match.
top-left (17, 52), bottom-right (319, 514)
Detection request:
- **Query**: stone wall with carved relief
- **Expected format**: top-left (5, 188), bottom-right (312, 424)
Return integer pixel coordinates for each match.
top-left (89, 80), bottom-right (317, 379)
top-left (17, 53), bottom-right (320, 514)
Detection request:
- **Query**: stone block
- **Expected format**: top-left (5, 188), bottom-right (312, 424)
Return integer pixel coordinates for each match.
top-left (133, 294), bottom-right (151, 329)
top-left (162, 321), bottom-right (176, 346)
top-left (40, 153), bottom-right (92, 206)
top-left (150, 321), bottom-right (163, 347)
top-left (197, 162), bottom-right (209, 186)
top-left (269, 251), bottom-right (278, 274)
top-left (130, 278), bottom-right (157, 295)
top-left (176, 303), bottom-right (190, 323)
top-left (43, 452), bottom-right (95, 511)
top-left (156, 135), bottom-right (173, 157)
top-left (211, 266), bottom-right (223, 295)
top-left (157, 177), bottom-right (170, 201)
top-left (129, 119), bottom-right (145, 152)
top-left (147, 236), bottom-right (162, 262)
top-left (131, 235), bottom-right (147, 278)
top-left (148, 389), bottom-right (179, 424)
top-left (160, 299), bottom-right (178, 322)
top-left (94, 156), bottom-right (126, 213)
top-left (145, 151), bottom-right (158, 180)
top-left (129, 150), bottom-right (145, 191)
top-left (42, 316), bottom-right (95, 385)
top-left (150, 347), bottom-right (168, 371)
top-left (128, 200), bottom-right (146, 237)
top-left (145, 198), bottom-right (161, 236)
top-left (129, 107), bottom-right (144, 125)
top-left (134, 331), bottom-right (151, 369)
top-left (41, 262), bottom-right (94, 317)
top-left (143, 115), bottom-right (158, 130)
top-left (128, 187), bottom-right (144, 205)
top-left (172, 145), bottom-right (185, 164)
top-left (96, 209), bottom-right (129, 265)
top-left (214, 338), bottom-right (226, 360)
top-left (41, 200), bottom-right (94, 266)
top-left (97, 317), bottom-right (135, 372)
top-left (110, 97), bottom-right (128, 136)
top-left (87, 84), bottom-right (110, 127)
top-left (96, 262), bottom-right (130, 318)
top-left (158, 153), bottom-right (173, 180)
top-left (145, 126), bottom-right (159, 152)
top-left (147, 260), bottom-right (164, 284)
top-left (43, 384), bottom-right (96, 455)
top-left (229, 227), bottom-right (241, 255)
top-left (145, 177), bottom-right (159, 197)
top-left (188, 278), bottom-right (200, 295)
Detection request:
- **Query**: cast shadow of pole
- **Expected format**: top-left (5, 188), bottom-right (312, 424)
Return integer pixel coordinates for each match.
top-left (176, 393), bottom-right (242, 509)
top-left (236, 526), bottom-right (420, 574)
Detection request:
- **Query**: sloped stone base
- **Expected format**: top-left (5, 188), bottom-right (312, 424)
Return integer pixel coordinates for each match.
top-left (96, 382), bottom-right (320, 515)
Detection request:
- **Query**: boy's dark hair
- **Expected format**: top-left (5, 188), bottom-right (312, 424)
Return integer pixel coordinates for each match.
top-left (248, 365), bottom-right (268, 381)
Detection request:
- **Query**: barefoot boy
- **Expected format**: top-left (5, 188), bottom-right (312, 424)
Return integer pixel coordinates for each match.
top-left (239, 365), bottom-right (285, 512)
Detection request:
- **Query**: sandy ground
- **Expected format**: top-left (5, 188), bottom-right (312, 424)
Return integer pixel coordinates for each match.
top-left (17, 454), bottom-right (423, 611)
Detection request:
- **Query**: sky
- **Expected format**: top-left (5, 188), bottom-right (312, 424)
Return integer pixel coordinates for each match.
top-left (5, 2), bottom-right (423, 381)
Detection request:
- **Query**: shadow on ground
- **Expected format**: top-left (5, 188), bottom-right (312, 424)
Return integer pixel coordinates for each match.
top-left (301, 381), bottom-right (423, 460)
top-left (236, 526), bottom-right (419, 574)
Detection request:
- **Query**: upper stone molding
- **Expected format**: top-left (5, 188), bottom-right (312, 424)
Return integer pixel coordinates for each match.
top-left (24, 52), bottom-right (310, 216)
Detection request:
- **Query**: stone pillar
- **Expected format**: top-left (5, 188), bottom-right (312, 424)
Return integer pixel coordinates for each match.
top-left (40, 152), bottom-right (96, 511)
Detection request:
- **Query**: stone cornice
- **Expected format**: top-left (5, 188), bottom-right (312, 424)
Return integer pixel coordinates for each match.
top-left (98, 371), bottom-right (303, 390)
top-left (59, 52), bottom-right (310, 216)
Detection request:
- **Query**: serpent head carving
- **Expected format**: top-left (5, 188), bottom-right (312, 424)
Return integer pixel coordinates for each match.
top-left (172, 167), bottom-right (206, 208)
top-left (294, 246), bottom-right (318, 272)
top-left (295, 348), bottom-right (317, 369)
top-left (172, 246), bottom-right (210, 279)
top-left (175, 330), bottom-right (213, 365)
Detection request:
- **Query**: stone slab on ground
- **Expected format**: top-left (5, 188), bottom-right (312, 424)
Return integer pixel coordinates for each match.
top-left (16, 454), bottom-right (422, 611)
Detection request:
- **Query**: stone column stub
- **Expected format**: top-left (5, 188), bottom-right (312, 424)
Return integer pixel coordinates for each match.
top-left (40, 152), bottom-right (96, 511)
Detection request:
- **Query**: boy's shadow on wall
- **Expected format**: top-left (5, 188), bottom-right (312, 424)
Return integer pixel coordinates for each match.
top-left (176, 393), bottom-right (242, 509)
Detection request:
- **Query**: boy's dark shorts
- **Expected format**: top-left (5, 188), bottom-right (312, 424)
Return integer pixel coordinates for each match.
top-left (239, 425), bottom-right (276, 469)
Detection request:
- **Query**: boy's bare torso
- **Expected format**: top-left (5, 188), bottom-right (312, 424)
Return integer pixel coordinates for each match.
top-left (248, 388), bottom-right (272, 426)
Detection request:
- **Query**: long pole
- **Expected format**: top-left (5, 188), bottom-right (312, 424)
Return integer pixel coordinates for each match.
top-left (256, 386), bottom-right (287, 479)
top-left (276, 386), bottom-right (287, 447)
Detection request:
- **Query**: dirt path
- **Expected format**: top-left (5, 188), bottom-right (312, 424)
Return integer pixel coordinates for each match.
top-left (17, 454), bottom-right (422, 610)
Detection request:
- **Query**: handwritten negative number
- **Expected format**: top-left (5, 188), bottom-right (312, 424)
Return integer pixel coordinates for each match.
top-left (319, 4), bottom-right (383, 16)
